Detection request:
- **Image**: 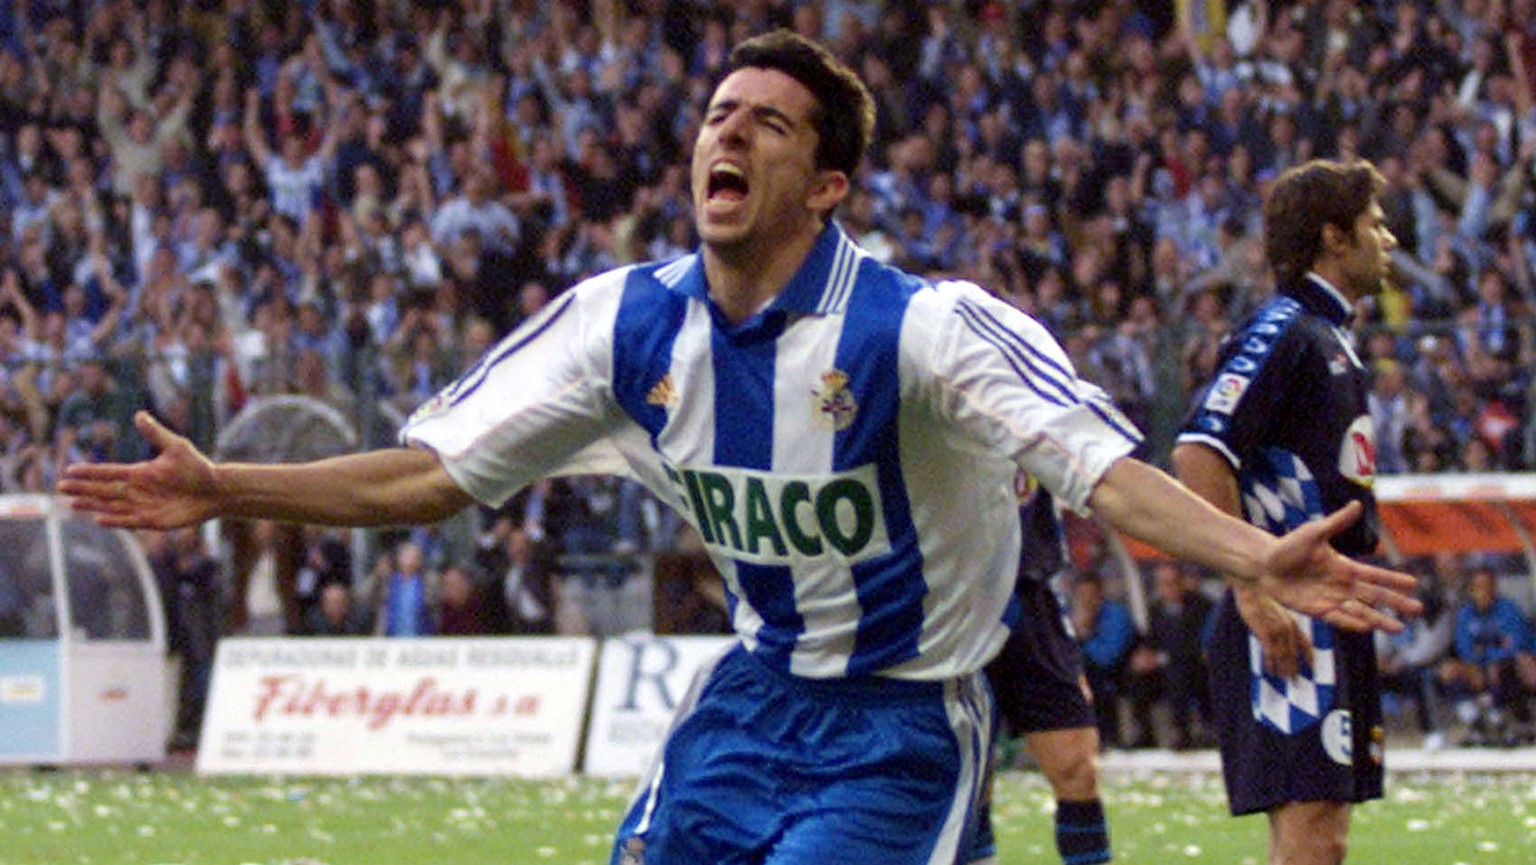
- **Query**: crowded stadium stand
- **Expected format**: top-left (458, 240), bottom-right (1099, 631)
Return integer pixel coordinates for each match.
top-left (1, 0), bottom-right (1535, 767)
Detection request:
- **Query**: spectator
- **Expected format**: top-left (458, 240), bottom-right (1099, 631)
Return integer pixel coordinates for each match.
top-left (1439, 566), bottom-right (1536, 744)
top-left (306, 582), bottom-right (367, 637)
top-left (429, 164), bottom-right (520, 258)
top-left (435, 563), bottom-right (490, 636)
top-left (1127, 562), bottom-right (1215, 749)
top-left (55, 357), bottom-right (125, 463)
top-left (367, 540), bottom-right (436, 637)
top-left (227, 519), bottom-right (293, 636)
top-left (1071, 574), bottom-right (1137, 749)
top-left (1369, 359), bottom-right (1412, 475)
top-left (385, 320), bottom-right (452, 415)
top-left (0, 274), bottom-right (49, 442)
top-left (477, 521), bottom-right (557, 636)
top-left (95, 77), bottom-right (194, 198)
top-left (1376, 572), bottom-right (1455, 750)
top-left (546, 475), bottom-right (660, 636)
top-left (242, 85), bottom-right (340, 230)
top-left (293, 527), bottom-right (350, 634)
top-left (154, 527), bottom-right (222, 751)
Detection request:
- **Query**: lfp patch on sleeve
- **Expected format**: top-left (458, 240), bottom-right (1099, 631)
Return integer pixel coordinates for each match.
top-left (1202, 373), bottom-right (1252, 414)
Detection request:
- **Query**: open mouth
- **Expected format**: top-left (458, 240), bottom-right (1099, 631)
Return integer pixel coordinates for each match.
top-left (707, 164), bottom-right (749, 203)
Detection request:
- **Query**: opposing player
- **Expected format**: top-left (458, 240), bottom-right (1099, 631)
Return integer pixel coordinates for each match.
top-left (65, 35), bottom-right (1419, 865)
top-left (963, 476), bottom-right (1111, 865)
top-left (1173, 159), bottom-right (1398, 865)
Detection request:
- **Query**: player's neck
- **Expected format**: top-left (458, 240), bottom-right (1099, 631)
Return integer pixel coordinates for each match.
top-left (1306, 265), bottom-right (1365, 309)
top-left (701, 227), bottom-right (820, 324)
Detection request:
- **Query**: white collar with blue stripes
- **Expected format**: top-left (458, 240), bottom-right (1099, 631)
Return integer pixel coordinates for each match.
top-left (653, 222), bottom-right (868, 317)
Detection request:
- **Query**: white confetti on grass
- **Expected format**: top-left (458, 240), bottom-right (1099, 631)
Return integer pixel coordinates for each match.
top-left (4, 769), bottom-right (1534, 865)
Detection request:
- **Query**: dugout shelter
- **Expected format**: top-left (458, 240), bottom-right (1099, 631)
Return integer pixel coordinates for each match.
top-left (0, 494), bottom-right (168, 765)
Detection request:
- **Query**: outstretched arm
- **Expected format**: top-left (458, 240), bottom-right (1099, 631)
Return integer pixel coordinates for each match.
top-left (61, 411), bottom-right (474, 529)
top-left (1089, 456), bottom-right (1420, 637)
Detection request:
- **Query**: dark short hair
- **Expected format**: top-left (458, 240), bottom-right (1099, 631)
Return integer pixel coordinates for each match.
top-left (1263, 159), bottom-right (1385, 286)
top-left (724, 30), bottom-right (874, 178)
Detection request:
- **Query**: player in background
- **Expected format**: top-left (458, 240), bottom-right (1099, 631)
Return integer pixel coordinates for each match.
top-left (962, 474), bottom-right (1112, 865)
top-left (1173, 159), bottom-right (1398, 865)
top-left (65, 36), bottom-right (1420, 865)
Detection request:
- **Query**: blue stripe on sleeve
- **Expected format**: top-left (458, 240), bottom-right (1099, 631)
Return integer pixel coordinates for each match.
top-left (957, 299), bottom-right (1142, 443)
top-left (447, 293), bottom-right (577, 407)
top-left (955, 300), bottom-right (1076, 407)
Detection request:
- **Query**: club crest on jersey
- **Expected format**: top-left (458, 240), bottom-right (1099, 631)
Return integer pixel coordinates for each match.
top-left (1339, 415), bottom-right (1376, 487)
top-left (813, 369), bottom-right (857, 430)
top-left (1327, 352), bottom-right (1350, 376)
top-left (646, 374), bottom-right (679, 409)
top-left (1202, 372), bottom-right (1251, 415)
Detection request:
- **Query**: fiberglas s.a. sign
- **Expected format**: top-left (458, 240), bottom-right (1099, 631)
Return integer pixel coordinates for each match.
top-left (196, 637), bottom-right (595, 777)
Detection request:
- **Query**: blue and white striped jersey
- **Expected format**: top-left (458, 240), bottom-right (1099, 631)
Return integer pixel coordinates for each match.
top-left (402, 223), bottom-right (1140, 681)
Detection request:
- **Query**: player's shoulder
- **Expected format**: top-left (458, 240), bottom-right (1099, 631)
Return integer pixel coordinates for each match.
top-left (559, 259), bottom-right (687, 324)
top-left (570, 261), bottom-right (649, 299)
top-left (911, 274), bottom-right (992, 306)
top-left (903, 274), bottom-right (1001, 316)
top-left (836, 253), bottom-right (932, 309)
top-left (1245, 293), bottom-right (1306, 330)
top-left (913, 277), bottom-right (1061, 343)
top-left (629, 253), bottom-right (698, 290)
top-left (1227, 293), bottom-right (1316, 357)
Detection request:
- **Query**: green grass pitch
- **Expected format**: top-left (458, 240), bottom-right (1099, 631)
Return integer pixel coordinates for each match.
top-left (0, 769), bottom-right (1532, 864)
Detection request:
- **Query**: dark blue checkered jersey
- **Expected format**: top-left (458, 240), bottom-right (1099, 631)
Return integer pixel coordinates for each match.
top-left (1180, 274), bottom-right (1383, 740)
top-left (1178, 275), bottom-right (1379, 557)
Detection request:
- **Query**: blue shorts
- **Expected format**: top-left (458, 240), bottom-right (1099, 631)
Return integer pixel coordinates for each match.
top-left (612, 643), bottom-right (993, 865)
top-left (1206, 591), bottom-right (1384, 816)
top-left (984, 577), bottom-right (1094, 733)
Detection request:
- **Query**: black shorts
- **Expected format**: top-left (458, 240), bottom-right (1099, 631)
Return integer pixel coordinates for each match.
top-left (1206, 591), bottom-right (1384, 816)
top-left (984, 577), bottom-right (1094, 733)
